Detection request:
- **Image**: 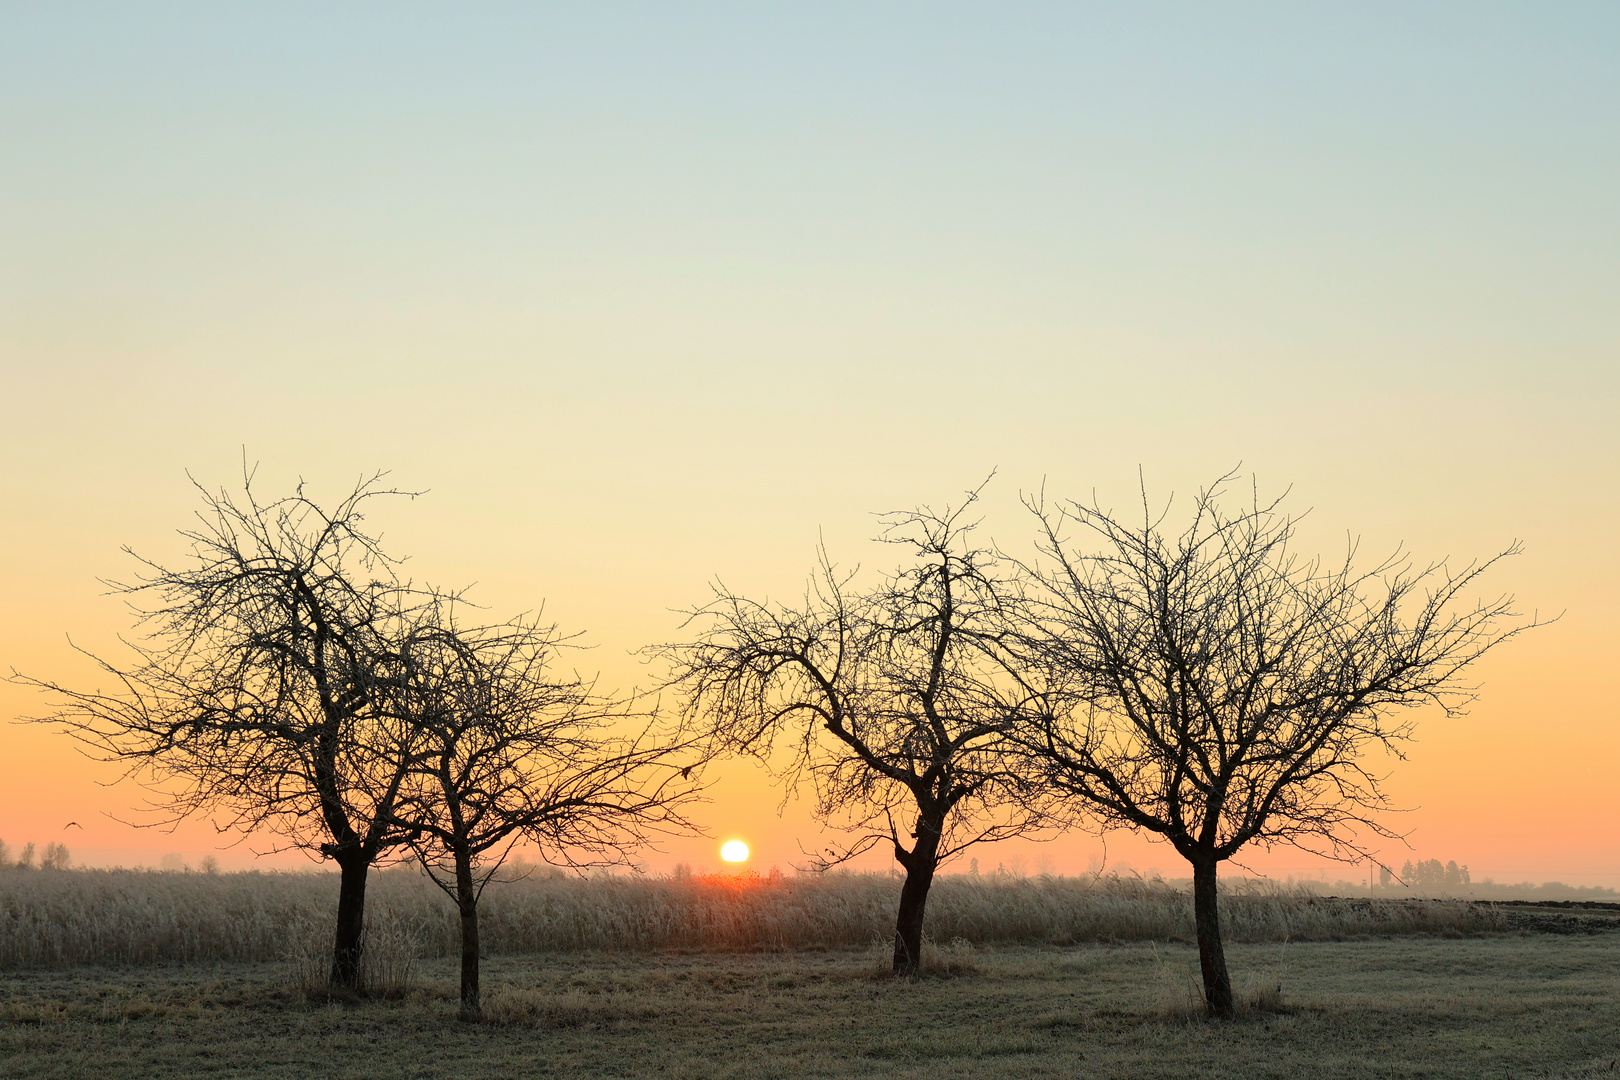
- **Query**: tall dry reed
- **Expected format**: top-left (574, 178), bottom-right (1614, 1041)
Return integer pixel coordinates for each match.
top-left (0, 866), bottom-right (1505, 970)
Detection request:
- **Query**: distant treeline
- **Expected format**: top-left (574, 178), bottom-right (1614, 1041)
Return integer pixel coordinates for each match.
top-left (8, 844), bottom-right (1612, 902)
top-left (1419, 880), bottom-right (1619, 901)
top-left (1391, 858), bottom-right (1470, 889)
top-left (1360, 856), bottom-right (1617, 900)
top-left (0, 840), bottom-right (71, 871)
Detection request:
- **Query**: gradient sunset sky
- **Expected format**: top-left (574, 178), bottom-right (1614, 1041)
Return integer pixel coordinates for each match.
top-left (2, 4), bottom-right (1616, 884)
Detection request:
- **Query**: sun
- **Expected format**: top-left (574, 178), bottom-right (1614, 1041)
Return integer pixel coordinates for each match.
top-left (719, 839), bottom-right (750, 863)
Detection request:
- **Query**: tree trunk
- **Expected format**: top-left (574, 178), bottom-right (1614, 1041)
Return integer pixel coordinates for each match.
top-left (330, 851), bottom-right (371, 991)
top-left (455, 850), bottom-right (481, 1020)
top-left (891, 813), bottom-right (944, 977)
top-left (1191, 853), bottom-right (1233, 1017)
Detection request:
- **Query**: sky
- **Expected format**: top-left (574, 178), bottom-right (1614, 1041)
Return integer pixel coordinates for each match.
top-left (2, 2), bottom-right (1616, 884)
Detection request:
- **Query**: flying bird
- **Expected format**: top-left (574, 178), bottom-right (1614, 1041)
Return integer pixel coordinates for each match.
top-left (64, 822), bottom-right (83, 830)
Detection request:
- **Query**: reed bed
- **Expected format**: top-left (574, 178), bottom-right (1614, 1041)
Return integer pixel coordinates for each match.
top-left (0, 866), bottom-right (1505, 970)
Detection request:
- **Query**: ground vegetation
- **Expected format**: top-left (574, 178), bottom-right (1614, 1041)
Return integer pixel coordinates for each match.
top-left (0, 937), bottom-right (1615, 1079)
top-left (0, 866), bottom-right (1545, 971)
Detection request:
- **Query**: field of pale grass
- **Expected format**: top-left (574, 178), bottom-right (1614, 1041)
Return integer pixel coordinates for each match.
top-left (1, 937), bottom-right (1616, 1079)
top-left (0, 866), bottom-right (1506, 971)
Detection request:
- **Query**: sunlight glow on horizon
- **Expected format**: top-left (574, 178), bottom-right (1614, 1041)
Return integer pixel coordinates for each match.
top-left (720, 840), bottom-right (751, 864)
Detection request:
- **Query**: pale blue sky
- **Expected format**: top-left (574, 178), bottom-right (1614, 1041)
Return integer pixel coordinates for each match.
top-left (6, 3), bottom-right (1617, 378)
top-left (2, 3), bottom-right (1617, 877)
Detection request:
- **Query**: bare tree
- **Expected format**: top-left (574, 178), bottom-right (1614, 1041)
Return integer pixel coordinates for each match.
top-left (15, 470), bottom-right (424, 989)
top-left (386, 603), bottom-right (702, 1020)
top-left (662, 491), bottom-right (1051, 976)
top-left (1018, 475), bottom-right (1534, 1015)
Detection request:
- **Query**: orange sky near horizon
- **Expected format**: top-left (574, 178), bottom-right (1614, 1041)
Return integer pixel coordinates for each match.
top-left (1, 463), bottom-right (1613, 886)
top-left (2, 6), bottom-right (1616, 886)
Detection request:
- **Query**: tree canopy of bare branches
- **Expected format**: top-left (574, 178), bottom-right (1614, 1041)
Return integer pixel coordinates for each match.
top-left (1019, 474), bottom-right (1535, 1014)
top-left (662, 491), bottom-right (1052, 975)
top-left (16, 470), bottom-right (424, 988)
top-left (385, 600), bottom-right (703, 1018)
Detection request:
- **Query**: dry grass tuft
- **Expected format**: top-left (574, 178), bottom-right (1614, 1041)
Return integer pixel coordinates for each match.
top-left (921, 937), bottom-right (982, 977)
top-left (1235, 978), bottom-right (1290, 1017)
top-left (856, 935), bottom-right (982, 979)
top-left (1152, 979), bottom-right (1292, 1022)
top-left (1147, 941), bottom-right (1294, 1023)
top-left (282, 903), bottom-right (423, 998)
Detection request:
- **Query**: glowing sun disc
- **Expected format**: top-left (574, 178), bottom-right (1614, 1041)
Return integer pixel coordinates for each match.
top-left (720, 840), bottom-right (750, 863)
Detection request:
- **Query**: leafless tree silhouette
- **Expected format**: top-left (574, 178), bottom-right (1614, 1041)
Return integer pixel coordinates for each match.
top-left (385, 600), bottom-right (703, 1019)
top-left (1017, 474), bottom-right (1535, 1015)
top-left (16, 469), bottom-right (425, 989)
top-left (661, 489), bottom-right (1052, 975)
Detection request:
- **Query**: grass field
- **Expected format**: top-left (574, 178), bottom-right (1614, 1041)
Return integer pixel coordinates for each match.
top-left (0, 867), bottom-right (1511, 969)
top-left (2, 869), bottom-right (1615, 1078)
top-left (2, 936), bottom-right (1618, 1079)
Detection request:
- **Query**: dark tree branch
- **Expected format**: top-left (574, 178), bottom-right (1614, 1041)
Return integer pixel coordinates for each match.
top-left (13, 468), bottom-right (428, 989)
top-left (381, 597), bottom-right (704, 1020)
top-left (1014, 473), bottom-right (1543, 1014)
top-left (657, 482), bottom-right (1057, 975)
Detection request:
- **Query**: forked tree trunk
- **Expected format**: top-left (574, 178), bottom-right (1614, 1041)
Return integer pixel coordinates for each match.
top-left (1191, 853), bottom-right (1233, 1016)
top-left (891, 813), bottom-right (945, 976)
top-left (330, 851), bottom-right (371, 991)
top-left (454, 851), bottom-right (481, 1020)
